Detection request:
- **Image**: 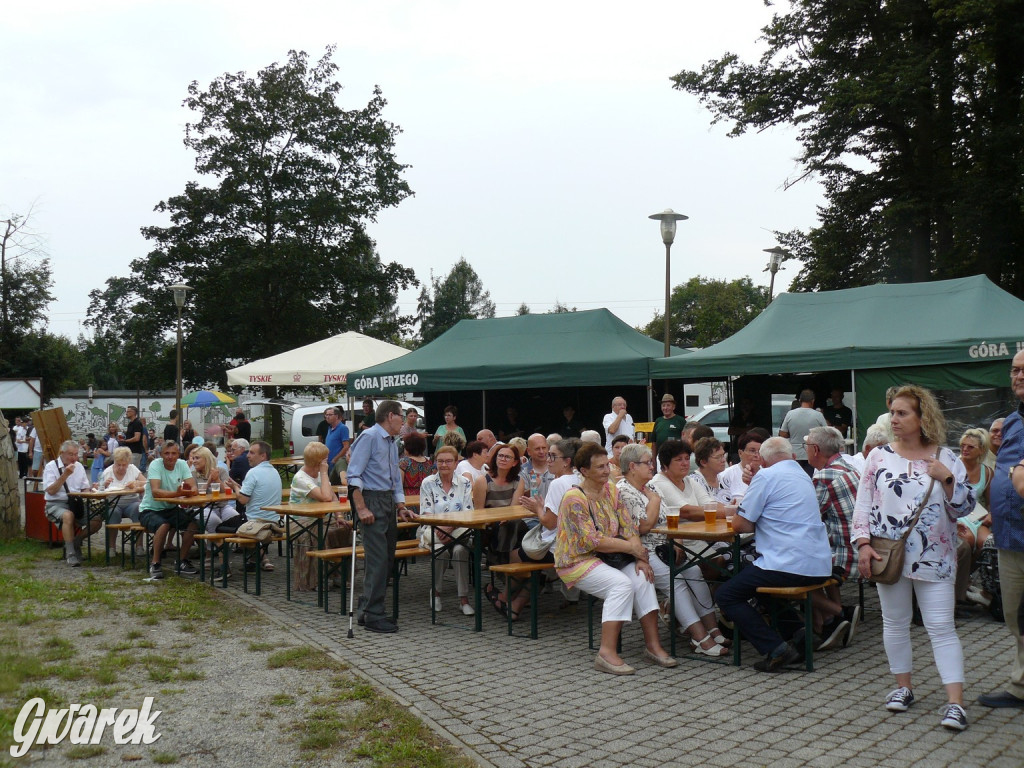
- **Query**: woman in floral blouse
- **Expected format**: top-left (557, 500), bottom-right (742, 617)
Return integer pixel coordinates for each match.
top-left (616, 442), bottom-right (727, 656)
top-left (555, 442), bottom-right (676, 675)
top-left (418, 446), bottom-right (474, 616)
top-left (853, 385), bottom-right (974, 731)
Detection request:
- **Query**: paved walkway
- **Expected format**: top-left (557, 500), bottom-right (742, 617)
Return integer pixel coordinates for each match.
top-left (207, 545), bottom-right (1022, 768)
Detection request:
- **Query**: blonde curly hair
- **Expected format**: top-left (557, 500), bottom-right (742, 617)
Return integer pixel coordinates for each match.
top-left (890, 384), bottom-right (946, 446)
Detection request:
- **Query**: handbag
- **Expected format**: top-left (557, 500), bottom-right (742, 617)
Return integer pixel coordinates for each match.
top-left (521, 523), bottom-right (553, 561)
top-left (869, 447), bottom-right (940, 585)
top-left (586, 495), bottom-right (634, 570)
top-left (236, 520), bottom-right (283, 543)
top-left (58, 462), bottom-right (88, 519)
top-left (418, 525), bottom-right (470, 551)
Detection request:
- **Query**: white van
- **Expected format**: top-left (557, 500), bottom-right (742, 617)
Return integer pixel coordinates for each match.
top-left (261, 399), bottom-right (422, 457)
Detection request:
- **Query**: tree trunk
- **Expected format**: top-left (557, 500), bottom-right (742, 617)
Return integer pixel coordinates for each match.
top-left (0, 410), bottom-right (22, 540)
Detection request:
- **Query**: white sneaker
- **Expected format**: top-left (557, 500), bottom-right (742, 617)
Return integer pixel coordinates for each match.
top-left (461, 602), bottom-right (475, 616)
top-left (429, 593), bottom-right (442, 612)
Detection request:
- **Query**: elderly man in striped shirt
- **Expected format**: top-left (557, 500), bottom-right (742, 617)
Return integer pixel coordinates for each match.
top-left (806, 426), bottom-right (862, 651)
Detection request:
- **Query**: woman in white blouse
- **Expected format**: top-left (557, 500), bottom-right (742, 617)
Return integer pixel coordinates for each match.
top-left (418, 445), bottom-right (475, 616)
top-left (853, 385), bottom-right (974, 731)
top-left (101, 446), bottom-right (148, 554)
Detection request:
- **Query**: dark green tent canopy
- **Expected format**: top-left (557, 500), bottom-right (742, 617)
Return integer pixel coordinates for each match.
top-left (650, 275), bottom-right (1024, 379)
top-left (350, 309), bottom-right (687, 395)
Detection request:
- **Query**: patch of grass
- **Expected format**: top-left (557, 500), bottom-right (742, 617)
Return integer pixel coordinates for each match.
top-left (126, 629), bottom-right (144, 640)
top-left (80, 685), bottom-right (122, 701)
top-left (41, 637), bottom-right (76, 662)
top-left (18, 685), bottom-right (62, 706)
top-left (66, 745), bottom-right (107, 759)
top-left (159, 688), bottom-right (185, 695)
top-left (150, 752), bottom-right (179, 764)
top-left (176, 669), bottom-right (205, 682)
top-left (267, 648), bottom-right (343, 672)
top-left (348, 693), bottom-right (477, 768)
top-left (79, 627), bottom-right (103, 638)
top-left (13, 609), bottom-right (41, 626)
top-left (247, 641), bottom-right (278, 652)
top-left (0, 651), bottom-right (44, 695)
top-left (297, 706), bottom-right (348, 753)
top-left (47, 663), bottom-right (86, 681)
top-left (269, 693), bottom-right (296, 706)
top-left (328, 677), bottom-right (375, 701)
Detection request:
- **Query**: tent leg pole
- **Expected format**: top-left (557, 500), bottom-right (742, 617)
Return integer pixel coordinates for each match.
top-left (481, 390), bottom-right (486, 429)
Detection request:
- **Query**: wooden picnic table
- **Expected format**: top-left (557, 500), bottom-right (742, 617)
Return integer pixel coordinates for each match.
top-left (652, 520), bottom-right (748, 663)
top-left (414, 504), bottom-right (535, 631)
top-left (68, 487), bottom-right (139, 565)
top-left (263, 501), bottom-right (352, 604)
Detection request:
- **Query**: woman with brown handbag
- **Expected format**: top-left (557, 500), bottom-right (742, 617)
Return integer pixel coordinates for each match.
top-left (852, 385), bottom-right (975, 730)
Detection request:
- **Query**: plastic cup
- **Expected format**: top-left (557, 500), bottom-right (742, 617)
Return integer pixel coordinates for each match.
top-left (224, 486), bottom-right (232, 496)
top-left (665, 511), bottom-right (679, 530)
top-left (197, 481), bottom-right (208, 495)
top-left (210, 482), bottom-right (220, 495)
top-left (339, 486), bottom-right (348, 503)
top-left (703, 501), bottom-right (718, 526)
top-left (725, 515), bottom-right (734, 530)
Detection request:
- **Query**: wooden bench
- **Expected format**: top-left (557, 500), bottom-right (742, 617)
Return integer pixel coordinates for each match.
top-left (308, 545), bottom-right (430, 618)
top-left (106, 523), bottom-right (149, 569)
top-left (488, 561), bottom-right (553, 639)
top-left (756, 578), bottom-right (838, 671)
top-left (195, 533), bottom-right (234, 587)
top-left (224, 534), bottom-right (289, 595)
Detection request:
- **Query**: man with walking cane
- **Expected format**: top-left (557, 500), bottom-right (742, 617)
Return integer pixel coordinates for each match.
top-left (347, 400), bottom-right (414, 633)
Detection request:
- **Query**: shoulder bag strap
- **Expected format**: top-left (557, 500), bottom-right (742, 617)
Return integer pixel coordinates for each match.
top-left (899, 445), bottom-right (942, 543)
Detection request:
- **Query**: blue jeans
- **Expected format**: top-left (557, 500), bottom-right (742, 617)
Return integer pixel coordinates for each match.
top-left (716, 565), bottom-right (829, 655)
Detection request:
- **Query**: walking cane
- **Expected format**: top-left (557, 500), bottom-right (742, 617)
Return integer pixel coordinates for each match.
top-left (347, 517), bottom-right (359, 639)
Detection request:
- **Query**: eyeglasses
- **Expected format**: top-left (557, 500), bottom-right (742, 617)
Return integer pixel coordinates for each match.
top-left (806, 443), bottom-right (819, 452)
top-left (1012, 367), bottom-right (1024, 378)
top-left (548, 453), bottom-right (566, 461)
top-left (496, 453), bottom-right (515, 461)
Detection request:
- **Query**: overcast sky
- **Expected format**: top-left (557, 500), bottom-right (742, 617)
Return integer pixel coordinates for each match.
top-left (2, 1), bottom-right (823, 339)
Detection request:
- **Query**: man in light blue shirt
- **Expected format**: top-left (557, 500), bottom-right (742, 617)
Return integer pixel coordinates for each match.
top-left (238, 440), bottom-right (284, 570)
top-left (348, 400), bottom-right (412, 633)
top-left (717, 436), bottom-right (832, 672)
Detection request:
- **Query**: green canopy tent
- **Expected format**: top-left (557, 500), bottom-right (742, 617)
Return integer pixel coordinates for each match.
top-left (649, 275), bottom-right (1024, 440)
top-left (349, 309), bottom-right (688, 437)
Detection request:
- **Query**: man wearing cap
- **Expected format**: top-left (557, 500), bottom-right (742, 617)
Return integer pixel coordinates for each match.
top-left (233, 409), bottom-right (251, 441)
top-left (652, 393), bottom-right (686, 458)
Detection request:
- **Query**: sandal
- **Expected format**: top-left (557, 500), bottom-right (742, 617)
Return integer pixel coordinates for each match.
top-left (261, 559), bottom-right (275, 572)
top-left (708, 627), bottom-right (732, 647)
top-left (691, 635), bottom-right (727, 657)
top-left (485, 584), bottom-right (507, 616)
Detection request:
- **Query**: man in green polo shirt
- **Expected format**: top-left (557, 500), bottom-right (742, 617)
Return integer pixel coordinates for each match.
top-left (139, 441), bottom-right (198, 580)
top-left (652, 393), bottom-right (687, 457)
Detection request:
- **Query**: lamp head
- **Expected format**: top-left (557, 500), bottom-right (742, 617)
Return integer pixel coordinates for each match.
top-left (648, 209), bottom-right (689, 245)
top-left (170, 283), bottom-right (192, 309)
top-left (763, 246), bottom-right (786, 274)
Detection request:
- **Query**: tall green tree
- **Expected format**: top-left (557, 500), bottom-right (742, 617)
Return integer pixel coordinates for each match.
top-left (87, 48), bottom-right (417, 387)
top-left (643, 276), bottom-right (768, 349)
top-left (0, 210), bottom-right (88, 403)
top-left (673, 1), bottom-right (1024, 297)
top-left (418, 258), bottom-right (495, 343)
top-left (0, 211), bottom-right (54, 365)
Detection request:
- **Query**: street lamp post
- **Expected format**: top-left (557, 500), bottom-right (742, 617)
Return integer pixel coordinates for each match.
top-left (170, 284), bottom-right (192, 424)
top-left (763, 246), bottom-right (786, 303)
top-left (648, 209), bottom-right (689, 357)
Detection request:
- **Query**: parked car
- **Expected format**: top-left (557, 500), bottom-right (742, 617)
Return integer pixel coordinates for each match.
top-left (246, 399), bottom-right (423, 457)
top-left (687, 399), bottom-right (793, 451)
